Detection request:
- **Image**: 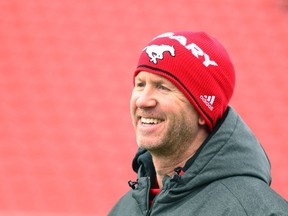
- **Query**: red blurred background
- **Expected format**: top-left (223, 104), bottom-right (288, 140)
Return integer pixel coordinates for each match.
top-left (0, 0), bottom-right (287, 215)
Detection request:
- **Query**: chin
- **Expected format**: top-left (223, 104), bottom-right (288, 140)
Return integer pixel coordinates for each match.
top-left (137, 140), bottom-right (163, 152)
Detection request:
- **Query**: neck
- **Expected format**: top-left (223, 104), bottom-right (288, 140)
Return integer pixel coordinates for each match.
top-left (151, 129), bottom-right (208, 189)
top-left (152, 154), bottom-right (192, 189)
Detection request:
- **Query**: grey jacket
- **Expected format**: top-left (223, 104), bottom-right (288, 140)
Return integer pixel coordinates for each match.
top-left (109, 107), bottom-right (288, 215)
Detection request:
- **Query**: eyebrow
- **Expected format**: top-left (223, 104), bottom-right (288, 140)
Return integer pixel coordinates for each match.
top-left (135, 75), bottom-right (167, 83)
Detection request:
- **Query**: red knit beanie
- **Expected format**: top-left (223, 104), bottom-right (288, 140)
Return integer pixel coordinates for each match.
top-left (134, 31), bottom-right (235, 131)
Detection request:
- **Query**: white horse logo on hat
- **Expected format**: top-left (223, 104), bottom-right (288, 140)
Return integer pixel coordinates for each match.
top-left (143, 44), bottom-right (175, 64)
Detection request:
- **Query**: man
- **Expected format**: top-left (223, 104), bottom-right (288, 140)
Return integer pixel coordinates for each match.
top-left (109, 31), bottom-right (288, 215)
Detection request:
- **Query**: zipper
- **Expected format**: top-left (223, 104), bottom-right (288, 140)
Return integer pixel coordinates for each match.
top-left (146, 168), bottom-right (182, 216)
top-left (146, 177), bottom-right (165, 216)
top-left (147, 183), bottom-right (166, 216)
top-left (146, 177), bottom-right (152, 216)
top-left (147, 193), bottom-right (161, 216)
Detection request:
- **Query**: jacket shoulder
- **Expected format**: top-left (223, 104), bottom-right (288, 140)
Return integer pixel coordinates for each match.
top-left (219, 176), bottom-right (288, 215)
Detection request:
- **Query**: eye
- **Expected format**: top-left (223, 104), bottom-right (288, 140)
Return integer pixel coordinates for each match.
top-left (135, 81), bottom-right (145, 88)
top-left (157, 84), bottom-right (170, 91)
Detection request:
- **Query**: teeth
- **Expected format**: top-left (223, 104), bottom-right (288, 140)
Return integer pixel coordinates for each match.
top-left (141, 117), bottom-right (162, 124)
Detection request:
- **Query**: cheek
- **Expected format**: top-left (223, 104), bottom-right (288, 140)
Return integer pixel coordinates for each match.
top-left (129, 94), bottom-right (138, 122)
top-left (130, 93), bottom-right (136, 111)
top-left (173, 103), bottom-right (199, 126)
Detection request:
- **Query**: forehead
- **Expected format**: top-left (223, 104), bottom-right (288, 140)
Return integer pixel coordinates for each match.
top-left (135, 71), bottom-right (173, 84)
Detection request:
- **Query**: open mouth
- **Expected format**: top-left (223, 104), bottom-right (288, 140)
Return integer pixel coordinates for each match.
top-left (140, 117), bottom-right (164, 125)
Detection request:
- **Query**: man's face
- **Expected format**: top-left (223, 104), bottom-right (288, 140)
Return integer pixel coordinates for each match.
top-left (130, 71), bottom-right (204, 155)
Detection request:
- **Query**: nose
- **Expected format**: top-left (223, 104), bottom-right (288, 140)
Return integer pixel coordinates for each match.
top-left (135, 87), bottom-right (157, 108)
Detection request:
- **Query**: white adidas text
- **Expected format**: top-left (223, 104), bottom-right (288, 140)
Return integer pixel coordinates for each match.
top-left (200, 95), bottom-right (215, 111)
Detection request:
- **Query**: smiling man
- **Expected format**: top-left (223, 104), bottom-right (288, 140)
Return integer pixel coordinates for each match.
top-left (131, 72), bottom-right (208, 189)
top-left (109, 31), bottom-right (288, 216)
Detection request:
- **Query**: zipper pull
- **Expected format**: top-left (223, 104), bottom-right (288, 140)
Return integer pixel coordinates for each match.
top-left (128, 180), bottom-right (138, 189)
top-left (171, 167), bottom-right (184, 182)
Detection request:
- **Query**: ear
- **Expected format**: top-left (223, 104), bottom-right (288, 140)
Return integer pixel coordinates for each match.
top-left (198, 116), bottom-right (206, 126)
